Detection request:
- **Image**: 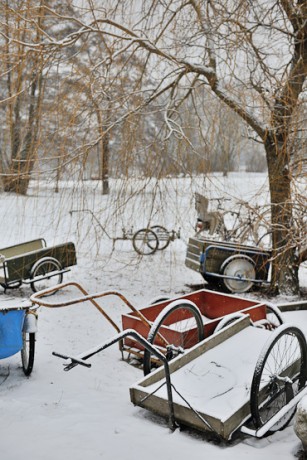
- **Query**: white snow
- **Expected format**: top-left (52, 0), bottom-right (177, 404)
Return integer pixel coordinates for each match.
top-left (0, 173), bottom-right (306, 459)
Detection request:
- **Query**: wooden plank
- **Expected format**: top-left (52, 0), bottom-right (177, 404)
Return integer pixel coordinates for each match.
top-left (130, 318), bottom-right (270, 440)
top-left (5, 242), bottom-right (77, 283)
top-left (0, 239), bottom-right (45, 259)
top-left (278, 301), bottom-right (307, 312)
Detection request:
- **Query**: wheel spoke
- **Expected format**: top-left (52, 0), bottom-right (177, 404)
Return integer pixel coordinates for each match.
top-left (143, 301), bottom-right (204, 375)
top-left (251, 326), bottom-right (307, 433)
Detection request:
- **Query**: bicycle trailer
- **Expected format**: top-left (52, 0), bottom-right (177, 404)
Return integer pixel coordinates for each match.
top-left (185, 236), bottom-right (271, 293)
top-left (0, 238), bottom-right (77, 293)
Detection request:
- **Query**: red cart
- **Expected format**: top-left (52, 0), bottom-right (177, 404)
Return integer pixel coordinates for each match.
top-left (30, 282), bottom-right (282, 375)
top-left (31, 283), bottom-right (307, 440)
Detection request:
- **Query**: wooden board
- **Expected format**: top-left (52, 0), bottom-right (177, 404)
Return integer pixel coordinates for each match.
top-left (122, 288), bottom-right (266, 351)
top-left (3, 242), bottom-right (77, 283)
top-left (130, 316), bottom-right (272, 440)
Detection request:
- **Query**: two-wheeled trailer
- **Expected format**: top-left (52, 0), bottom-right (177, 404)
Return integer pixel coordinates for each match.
top-left (185, 236), bottom-right (271, 293)
top-left (70, 209), bottom-right (180, 255)
top-left (130, 316), bottom-right (307, 440)
top-left (31, 283), bottom-right (307, 441)
top-left (30, 282), bottom-right (283, 376)
top-left (0, 297), bottom-right (38, 375)
top-left (0, 239), bottom-right (77, 293)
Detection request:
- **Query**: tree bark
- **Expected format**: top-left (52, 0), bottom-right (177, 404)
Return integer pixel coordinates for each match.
top-left (265, 138), bottom-right (300, 295)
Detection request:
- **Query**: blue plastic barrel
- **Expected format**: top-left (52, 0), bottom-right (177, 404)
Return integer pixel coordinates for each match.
top-left (0, 310), bottom-right (25, 359)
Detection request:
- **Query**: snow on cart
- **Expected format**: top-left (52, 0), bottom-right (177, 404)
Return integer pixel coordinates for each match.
top-left (29, 282), bottom-right (307, 440)
top-left (130, 317), bottom-right (307, 440)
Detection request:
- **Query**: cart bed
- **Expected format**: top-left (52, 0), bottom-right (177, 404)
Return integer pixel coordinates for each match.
top-left (0, 241), bottom-right (76, 285)
top-left (0, 298), bottom-right (33, 359)
top-left (122, 289), bottom-right (266, 352)
top-left (185, 236), bottom-right (270, 280)
top-left (130, 316), bottom-right (271, 439)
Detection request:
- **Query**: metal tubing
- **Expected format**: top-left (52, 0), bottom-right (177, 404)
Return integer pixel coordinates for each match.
top-left (240, 385), bottom-right (307, 438)
top-left (30, 282), bottom-right (169, 345)
top-left (201, 244), bottom-right (270, 284)
top-left (53, 328), bottom-right (177, 431)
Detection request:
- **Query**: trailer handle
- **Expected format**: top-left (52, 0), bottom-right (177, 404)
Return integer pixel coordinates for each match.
top-left (53, 328), bottom-right (177, 431)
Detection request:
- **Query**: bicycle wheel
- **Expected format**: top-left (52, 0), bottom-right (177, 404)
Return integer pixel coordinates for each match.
top-left (132, 228), bottom-right (159, 255)
top-left (250, 325), bottom-right (307, 433)
top-left (143, 301), bottom-right (204, 375)
top-left (30, 257), bottom-right (63, 293)
top-left (214, 312), bottom-right (248, 333)
top-left (253, 208), bottom-right (271, 246)
top-left (150, 225), bottom-right (170, 250)
top-left (220, 255), bottom-right (256, 293)
top-left (257, 230), bottom-right (272, 249)
top-left (21, 332), bottom-right (35, 376)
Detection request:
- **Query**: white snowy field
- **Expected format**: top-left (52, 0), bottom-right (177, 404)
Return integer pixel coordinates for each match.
top-left (0, 173), bottom-right (306, 460)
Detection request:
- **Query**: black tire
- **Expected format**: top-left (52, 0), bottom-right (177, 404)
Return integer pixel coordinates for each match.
top-left (1, 280), bottom-right (22, 290)
top-left (21, 332), bottom-right (35, 376)
top-left (256, 230), bottom-right (273, 249)
top-left (143, 301), bottom-right (204, 375)
top-left (149, 296), bottom-right (171, 305)
top-left (214, 312), bottom-right (247, 333)
top-left (30, 257), bottom-right (63, 293)
top-left (221, 255), bottom-right (256, 293)
top-left (132, 228), bottom-right (159, 255)
top-left (250, 325), bottom-right (307, 433)
top-left (150, 225), bottom-right (170, 250)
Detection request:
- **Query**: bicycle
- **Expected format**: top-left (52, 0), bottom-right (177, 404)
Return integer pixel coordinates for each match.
top-left (194, 193), bottom-right (271, 248)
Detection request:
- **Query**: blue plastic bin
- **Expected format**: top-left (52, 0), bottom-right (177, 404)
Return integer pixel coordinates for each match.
top-left (0, 309), bottom-right (25, 359)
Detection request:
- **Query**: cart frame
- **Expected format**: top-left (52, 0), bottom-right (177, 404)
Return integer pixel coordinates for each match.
top-left (30, 282), bottom-right (282, 371)
top-left (185, 236), bottom-right (271, 293)
top-left (0, 239), bottom-right (77, 293)
top-left (51, 315), bottom-right (307, 440)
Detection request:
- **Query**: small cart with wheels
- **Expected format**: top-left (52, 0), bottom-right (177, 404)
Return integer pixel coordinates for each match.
top-left (30, 282), bottom-right (283, 376)
top-left (36, 286), bottom-right (307, 440)
top-left (70, 209), bottom-right (180, 255)
top-left (0, 238), bottom-right (77, 293)
top-left (0, 297), bottom-right (38, 375)
top-left (185, 236), bottom-right (271, 293)
top-left (129, 316), bottom-right (307, 440)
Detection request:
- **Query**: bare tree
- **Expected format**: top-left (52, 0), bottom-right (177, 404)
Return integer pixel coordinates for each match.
top-left (0, 1), bottom-right (48, 194)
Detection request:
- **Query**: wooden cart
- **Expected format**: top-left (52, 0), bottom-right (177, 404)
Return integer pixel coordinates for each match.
top-left (185, 236), bottom-right (271, 293)
top-left (0, 239), bottom-right (77, 293)
top-left (130, 316), bottom-right (307, 440)
top-left (30, 282), bottom-right (283, 377)
top-left (34, 284), bottom-right (307, 440)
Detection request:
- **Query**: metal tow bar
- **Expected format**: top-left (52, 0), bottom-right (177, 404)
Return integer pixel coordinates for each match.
top-left (53, 328), bottom-right (177, 431)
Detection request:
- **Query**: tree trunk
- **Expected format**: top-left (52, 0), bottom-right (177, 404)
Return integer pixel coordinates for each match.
top-left (265, 139), bottom-right (299, 296)
top-left (101, 127), bottom-right (110, 195)
top-left (96, 104), bottom-right (110, 196)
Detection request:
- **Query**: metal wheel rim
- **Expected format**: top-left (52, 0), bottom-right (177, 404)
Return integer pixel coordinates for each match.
top-left (223, 257), bottom-right (255, 293)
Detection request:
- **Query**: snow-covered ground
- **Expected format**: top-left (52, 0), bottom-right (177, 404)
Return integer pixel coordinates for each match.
top-left (0, 173), bottom-right (306, 460)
